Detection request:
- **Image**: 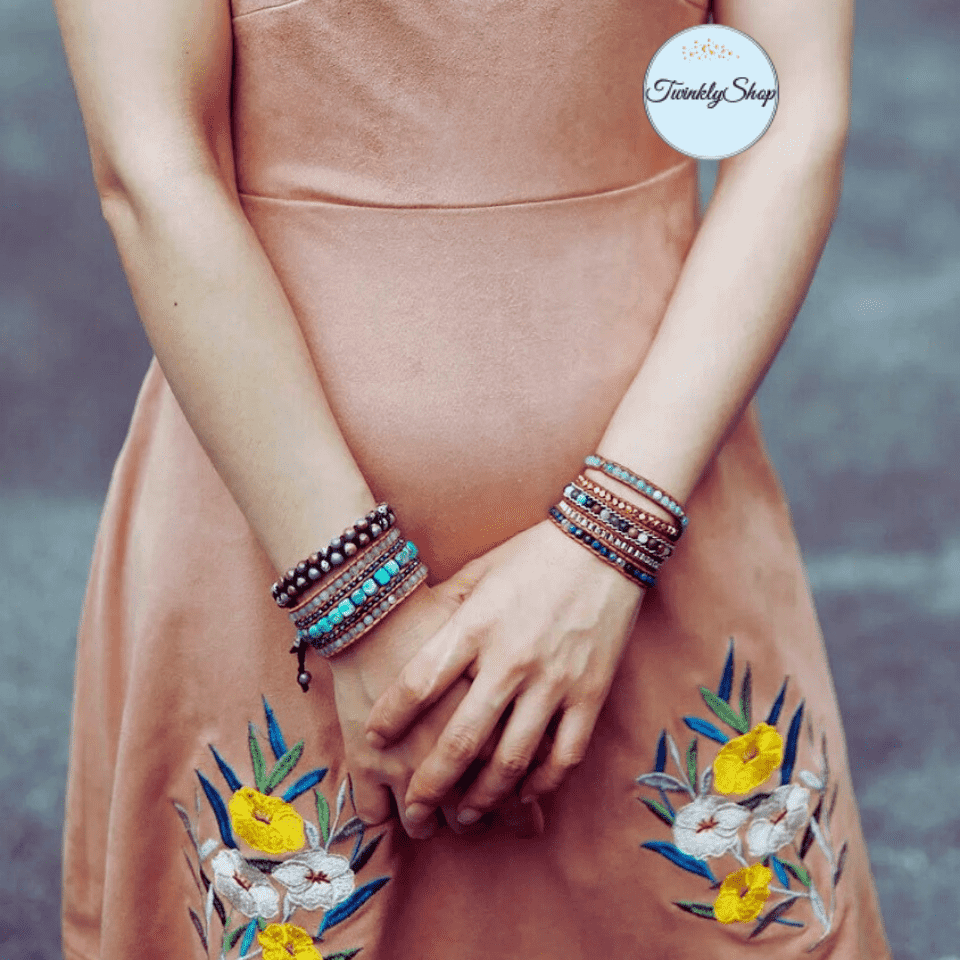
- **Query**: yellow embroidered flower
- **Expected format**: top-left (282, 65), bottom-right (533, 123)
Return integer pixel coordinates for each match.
top-left (714, 864), bottom-right (773, 923)
top-left (257, 923), bottom-right (323, 960)
top-left (228, 786), bottom-right (305, 854)
top-left (712, 722), bottom-right (783, 794)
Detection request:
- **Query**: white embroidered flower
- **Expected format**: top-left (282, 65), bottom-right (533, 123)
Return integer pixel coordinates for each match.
top-left (211, 849), bottom-right (280, 918)
top-left (272, 850), bottom-right (356, 911)
top-left (672, 794), bottom-right (751, 860)
top-left (746, 783), bottom-right (811, 858)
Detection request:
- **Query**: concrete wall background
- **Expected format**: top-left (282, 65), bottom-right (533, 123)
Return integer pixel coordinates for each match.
top-left (1, 0), bottom-right (958, 957)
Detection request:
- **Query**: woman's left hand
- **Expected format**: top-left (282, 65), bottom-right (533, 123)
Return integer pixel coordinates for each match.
top-left (363, 518), bottom-right (647, 830)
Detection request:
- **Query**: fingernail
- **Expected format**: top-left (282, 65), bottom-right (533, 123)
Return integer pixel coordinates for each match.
top-left (405, 803), bottom-right (431, 824)
top-left (366, 731), bottom-right (387, 749)
top-left (457, 808), bottom-right (480, 825)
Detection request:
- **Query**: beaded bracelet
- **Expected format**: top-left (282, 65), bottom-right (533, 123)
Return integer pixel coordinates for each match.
top-left (561, 482), bottom-right (675, 560)
top-left (575, 474), bottom-right (682, 542)
top-left (293, 561), bottom-right (429, 689)
top-left (290, 529), bottom-right (403, 628)
top-left (295, 539), bottom-right (421, 647)
top-left (547, 505), bottom-right (656, 588)
top-left (271, 503), bottom-right (395, 607)
top-left (555, 500), bottom-right (662, 574)
top-left (584, 455), bottom-right (688, 529)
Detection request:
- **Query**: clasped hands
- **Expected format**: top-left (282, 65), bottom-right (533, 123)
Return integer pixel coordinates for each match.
top-left (327, 519), bottom-right (646, 841)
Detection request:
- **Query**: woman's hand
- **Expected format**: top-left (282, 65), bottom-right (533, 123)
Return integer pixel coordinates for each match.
top-left (362, 519), bottom-right (647, 829)
top-left (326, 570), bottom-right (507, 840)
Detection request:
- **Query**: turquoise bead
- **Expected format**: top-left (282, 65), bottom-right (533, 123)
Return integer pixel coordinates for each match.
top-left (350, 588), bottom-right (365, 606)
top-left (385, 559), bottom-right (400, 576)
top-left (374, 567), bottom-right (391, 585)
top-left (308, 624), bottom-right (320, 638)
top-left (329, 610), bottom-right (343, 625)
top-left (319, 618), bottom-right (332, 633)
top-left (408, 541), bottom-right (418, 558)
top-left (362, 578), bottom-right (377, 596)
top-left (338, 599), bottom-right (355, 617)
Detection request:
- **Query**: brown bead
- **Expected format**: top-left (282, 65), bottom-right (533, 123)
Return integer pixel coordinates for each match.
top-left (357, 533), bottom-right (370, 546)
top-left (343, 542), bottom-right (358, 557)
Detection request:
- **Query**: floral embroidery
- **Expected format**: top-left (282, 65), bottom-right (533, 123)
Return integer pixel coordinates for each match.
top-left (635, 639), bottom-right (848, 952)
top-left (714, 864), bottom-right (773, 923)
top-left (174, 694), bottom-right (389, 959)
top-left (229, 787), bottom-right (306, 854)
top-left (258, 923), bottom-right (324, 960)
top-left (712, 722), bottom-right (783, 794)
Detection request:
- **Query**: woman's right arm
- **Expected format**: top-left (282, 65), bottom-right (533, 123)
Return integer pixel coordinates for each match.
top-left (52, 0), bottom-right (496, 838)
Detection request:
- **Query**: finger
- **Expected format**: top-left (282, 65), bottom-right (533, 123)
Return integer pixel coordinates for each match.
top-left (365, 618), bottom-right (477, 748)
top-left (519, 700), bottom-right (598, 799)
top-left (402, 675), bottom-right (517, 823)
top-left (454, 690), bottom-right (559, 823)
top-left (352, 780), bottom-right (395, 829)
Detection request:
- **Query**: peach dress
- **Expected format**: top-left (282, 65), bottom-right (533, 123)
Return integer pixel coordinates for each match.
top-left (61, 0), bottom-right (894, 957)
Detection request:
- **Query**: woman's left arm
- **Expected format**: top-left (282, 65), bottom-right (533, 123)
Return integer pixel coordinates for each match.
top-left (365, 0), bottom-right (855, 831)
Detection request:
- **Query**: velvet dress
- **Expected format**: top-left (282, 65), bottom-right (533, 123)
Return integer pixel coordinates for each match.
top-left (61, 0), bottom-right (894, 957)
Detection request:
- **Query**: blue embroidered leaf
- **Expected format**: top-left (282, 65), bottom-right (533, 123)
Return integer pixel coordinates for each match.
top-left (330, 815), bottom-right (365, 846)
top-left (769, 855), bottom-right (790, 888)
top-left (766, 678), bottom-right (788, 726)
top-left (780, 700), bottom-right (805, 785)
top-left (262, 695), bottom-right (288, 761)
top-left (659, 787), bottom-right (675, 818)
top-left (318, 876), bottom-right (391, 935)
top-left (351, 831), bottom-right (385, 872)
top-left (685, 738), bottom-right (698, 793)
top-left (635, 772), bottom-right (690, 793)
top-left (641, 842), bottom-right (716, 883)
top-left (773, 917), bottom-right (805, 928)
top-left (238, 918), bottom-right (258, 956)
top-left (188, 907), bottom-right (207, 951)
top-left (799, 793), bottom-right (822, 860)
top-left (225, 925), bottom-right (245, 950)
top-left (196, 770), bottom-right (237, 849)
top-left (208, 745), bottom-right (243, 793)
top-left (736, 791), bottom-right (773, 811)
top-left (783, 859), bottom-right (811, 887)
top-left (717, 638), bottom-right (735, 702)
top-left (282, 767), bottom-right (328, 803)
top-left (248, 723), bottom-right (267, 793)
top-left (264, 739), bottom-right (305, 795)
top-left (674, 900), bottom-right (715, 919)
top-left (749, 895), bottom-right (800, 938)
top-left (316, 789), bottom-right (330, 844)
top-left (640, 797), bottom-right (675, 826)
top-left (740, 662), bottom-right (752, 729)
top-left (683, 716), bottom-right (729, 744)
top-left (655, 729), bottom-right (667, 772)
top-left (699, 687), bottom-right (748, 735)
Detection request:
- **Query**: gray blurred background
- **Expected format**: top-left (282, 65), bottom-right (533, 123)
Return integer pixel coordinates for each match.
top-left (2, 0), bottom-right (958, 957)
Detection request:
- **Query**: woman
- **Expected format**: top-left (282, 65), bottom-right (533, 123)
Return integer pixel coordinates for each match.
top-left (54, 0), bottom-right (894, 955)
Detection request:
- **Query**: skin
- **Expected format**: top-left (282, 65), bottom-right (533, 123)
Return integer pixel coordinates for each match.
top-left (363, 0), bottom-right (855, 829)
top-left (54, 0), bottom-right (852, 841)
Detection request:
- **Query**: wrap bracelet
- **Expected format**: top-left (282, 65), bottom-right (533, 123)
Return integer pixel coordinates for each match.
top-left (271, 503), bottom-right (395, 607)
top-left (575, 474), bottom-right (682, 542)
top-left (555, 500), bottom-right (662, 574)
top-left (547, 505), bottom-right (657, 588)
top-left (561, 482), bottom-right (674, 560)
top-left (583, 455), bottom-right (688, 529)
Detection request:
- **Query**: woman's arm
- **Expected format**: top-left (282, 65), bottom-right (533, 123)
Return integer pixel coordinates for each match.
top-left (364, 0), bottom-right (855, 828)
top-left (52, 0), bottom-right (498, 840)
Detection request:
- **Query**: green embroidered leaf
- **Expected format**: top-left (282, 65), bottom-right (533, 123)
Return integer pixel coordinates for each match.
top-left (740, 662), bottom-right (752, 729)
top-left (263, 739), bottom-right (305, 795)
top-left (699, 687), bottom-right (748, 734)
top-left (316, 789), bottom-right (330, 844)
top-left (783, 860), bottom-right (811, 887)
top-left (256, 916), bottom-right (268, 931)
top-left (686, 738), bottom-right (698, 793)
top-left (249, 723), bottom-right (267, 793)
top-left (675, 900), bottom-right (716, 919)
top-left (641, 797), bottom-right (675, 826)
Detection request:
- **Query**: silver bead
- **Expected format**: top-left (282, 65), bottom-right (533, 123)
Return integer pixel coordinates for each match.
top-left (329, 552), bottom-right (344, 566)
top-left (370, 523), bottom-right (382, 537)
top-left (308, 567), bottom-right (321, 580)
top-left (343, 542), bottom-right (358, 557)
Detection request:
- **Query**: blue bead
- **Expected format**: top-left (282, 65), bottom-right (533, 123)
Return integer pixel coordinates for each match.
top-left (374, 567), bottom-right (391, 586)
top-left (319, 618), bottom-right (332, 633)
top-left (576, 494), bottom-right (587, 505)
top-left (308, 624), bottom-right (320, 639)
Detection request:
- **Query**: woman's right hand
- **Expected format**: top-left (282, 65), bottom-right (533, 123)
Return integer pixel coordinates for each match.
top-left (325, 569), bottom-right (498, 840)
